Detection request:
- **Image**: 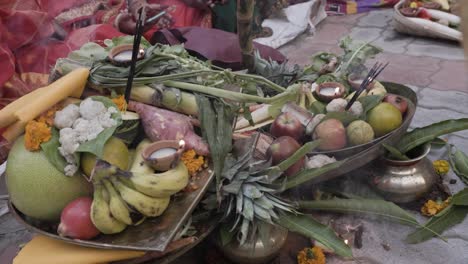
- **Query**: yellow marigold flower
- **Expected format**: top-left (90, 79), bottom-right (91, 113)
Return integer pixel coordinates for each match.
top-left (433, 160), bottom-right (450, 175)
top-left (181, 149), bottom-right (205, 176)
top-left (297, 246), bottom-right (326, 264)
top-left (112, 95), bottom-right (127, 111)
top-left (409, 2), bottom-right (418, 8)
top-left (421, 198), bottom-right (451, 216)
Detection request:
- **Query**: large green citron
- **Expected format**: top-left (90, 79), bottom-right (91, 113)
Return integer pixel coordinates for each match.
top-left (81, 137), bottom-right (129, 177)
top-left (6, 136), bottom-right (92, 221)
top-left (367, 102), bottom-right (403, 137)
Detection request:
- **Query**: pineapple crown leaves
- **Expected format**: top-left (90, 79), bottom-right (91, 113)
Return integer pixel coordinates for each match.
top-left (216, 141), bottom-right (305, 245)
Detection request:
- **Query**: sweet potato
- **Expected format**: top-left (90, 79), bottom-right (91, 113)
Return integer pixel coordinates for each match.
top-left (128, 101), bottom-right (210, 156)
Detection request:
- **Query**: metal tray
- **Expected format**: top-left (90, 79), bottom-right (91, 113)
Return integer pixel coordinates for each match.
top-left (306, 82), bottom-right (418, 183)
top-left (9, 167), bottom-right (215, 252)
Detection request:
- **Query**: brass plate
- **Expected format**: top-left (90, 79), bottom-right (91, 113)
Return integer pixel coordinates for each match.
top-left (9, 168), bottom-right (215, 252)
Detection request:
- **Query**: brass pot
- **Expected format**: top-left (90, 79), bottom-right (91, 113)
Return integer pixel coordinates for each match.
top-left (369, 143), bottom-right (437, 203)
top-left (213, 224), bottom-right (288, 264)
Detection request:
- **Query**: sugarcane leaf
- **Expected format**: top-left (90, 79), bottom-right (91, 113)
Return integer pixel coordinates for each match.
top-left (297, 199), bottom-right (419, 226)
top-left (452, 188), bottom-right (468, 206)
top-left (383, 144), bottom-right (410, 161)
top-left (242, 184), bottom-right (263, 199)
top-left (396, 119), bottom-right (468, 154)
top-left (264, 141), bottom-right (321, 176)
top-left (277, 213), bottom-right (352, 258)
top-left (431, 137), bottom-right (448, 149)
top-left (406, 206), bottom-right (468, 244)
top-left (284, 159), bottom-right (347, 190)
top-left (242, 198), bottom-right (254, 221)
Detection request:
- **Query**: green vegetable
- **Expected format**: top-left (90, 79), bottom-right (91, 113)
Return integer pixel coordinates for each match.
top-left (114, 111), bottom-right (140, 145)
top-left (448, 145), bottom-right (468, 184)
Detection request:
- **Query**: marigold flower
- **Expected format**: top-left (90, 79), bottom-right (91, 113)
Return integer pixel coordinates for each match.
top-left (297, 246), bottom-right (326, 264)
top-left (421, 198), bottom-right (451, 216)
top-left (433, 160), bottom-right (450, 175)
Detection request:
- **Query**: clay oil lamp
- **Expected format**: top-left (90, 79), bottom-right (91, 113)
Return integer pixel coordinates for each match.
top-left (142, 140), bottom-right (185, 172)
top-left (347, 73), bottom-right (375, 91)
top-left (109, 44), bottom-right (145, 67)
top-left (315, 82), bottom-right (345, 102)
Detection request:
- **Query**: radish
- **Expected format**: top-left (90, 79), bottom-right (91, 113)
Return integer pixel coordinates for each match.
top-left (425, 9), bottom-right (461, 25)
top-left (57, 197), bottom-right (100, 240)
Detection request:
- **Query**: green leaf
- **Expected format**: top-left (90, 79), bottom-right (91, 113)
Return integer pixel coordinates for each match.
top-left (242, 105), bottom-right (255, 127)
top-left (336, 37), bottom-right (382, 77)
top-left (448, 146), bottom-right (468, 184)
top-left (323, 112), bottom-right (358, 126)
top-left (308, 101), bottom-right (326, 115)
top-left (315, 74), bottom-right (339, 84)
top-left (103, 35), bottom-right (151, 49)
top-left (297, 199), bottom-right (419, 226)
top-left (396, 119), bottom-right (468, 154)
top-left (406, 206), bottom-right (468, 244)
top-left (277, 213), bottom-right (352, 258)
top-left (219, 224), bottom-right (236, 246)
top-left (284, 159), bottom-right (347, 190)
top-left (452, 188), bottom-right (468, 206)
top-left (76, 126), bottom-right (118, 158)
top-left (431, 137), bottom-right (448, 149)
top-left (383, 144), bottom-right (409, 161)
top-left (267, 141), bottom-right (321, 175)
top-left (358, 94), bottom-right (384, 117)
top-left (68, 42), bottom-right (107, 62)
top-left (40, 128), bottom-right (69, 174)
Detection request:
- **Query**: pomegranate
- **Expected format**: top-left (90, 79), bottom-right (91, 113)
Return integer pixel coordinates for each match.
top-left (57, 197), bottom-right (100, 240)
top-left (383, 94), bottom-right (408, 114)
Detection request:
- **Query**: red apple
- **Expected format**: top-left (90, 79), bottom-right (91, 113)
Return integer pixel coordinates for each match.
top-left (268, 136), bottom-right (305, 177)
top-left (313, 119), bottom-right (347, 150)
top-left (383, 94), bottom-right (408, 114)
top-left (270, 112), bottom-right (305, 142)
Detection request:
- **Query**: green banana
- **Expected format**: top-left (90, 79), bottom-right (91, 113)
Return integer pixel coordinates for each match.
top-left (124, 162), bottom-right (190, 198)
top-left (102, 179), bottom-right (133, 225)
top-left (110, 177), bottom-right (170, 217)
top-left (90, 183), bottom-right (127, 234)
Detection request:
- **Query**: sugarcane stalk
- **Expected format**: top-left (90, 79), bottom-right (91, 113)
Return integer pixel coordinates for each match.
top-left (163, 80), bottom-right (293, 104)
top-left (130, 85), bottom-right (198, 116)
top-left (237, 0), bottom-right (256, 72)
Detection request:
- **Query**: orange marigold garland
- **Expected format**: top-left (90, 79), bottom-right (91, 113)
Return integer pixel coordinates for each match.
top-left (297, 246), bottom-right (326, 264)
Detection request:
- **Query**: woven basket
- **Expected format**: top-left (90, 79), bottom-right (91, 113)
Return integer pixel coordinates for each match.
top-left (393, 0), bottom-right (462, 42)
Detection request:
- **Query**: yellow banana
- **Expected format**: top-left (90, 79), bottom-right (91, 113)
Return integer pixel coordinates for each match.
top-left (124, 162), bottom-right (189, 198)
top-left (90, 183), bottom-right (127, 234)
top-left (130, 139), bottom-right (153, 174)
top-left (110, 177), bottom-right (170, 217)
top-left (102, 179), bottom-right (133, 225)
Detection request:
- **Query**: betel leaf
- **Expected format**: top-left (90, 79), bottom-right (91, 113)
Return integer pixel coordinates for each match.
top-left (406, 206), bottom-right (468, 244)
top-left (396, 119), bottom-right (468, 154)
top-left (308, 101), bottom-right (326, 115)
top-left (40, 128), bottom-right (69, 174)
top-left (277, 212), bottom-right (352, 258)
top-left (284, 159), bottom-right (347, 190)
top-left (68, 42), bottom-right (108, 63)
top-left (76, 96), bottom-right (122, 158)
top-left (297, 199), bottom-right (419, 226)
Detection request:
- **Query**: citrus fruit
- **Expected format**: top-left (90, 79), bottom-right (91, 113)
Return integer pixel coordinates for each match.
top-left (6, 136), bottom-right (92, 221)
top-left (81, 137), bottom-right (129, 176)
top-left (346, 120), bottom-right (375, 146)
top-left (367, 102), bottom-right (403, 137)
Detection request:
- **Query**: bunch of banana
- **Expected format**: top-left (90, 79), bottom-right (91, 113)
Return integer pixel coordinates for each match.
top-left (89, 140), bottom-right (190, 234)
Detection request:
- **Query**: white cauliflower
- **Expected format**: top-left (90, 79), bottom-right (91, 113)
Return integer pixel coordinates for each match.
top-left (326, 98), bottom-right (363, 117)
top-left (306, 154), bottom-right (337, 169)
top-left (54, 104), bottom-right (80, 129)
top-left (79, 98), bottom-right (106, 120)
top-left (55, 98), bottom-right (119, 176)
